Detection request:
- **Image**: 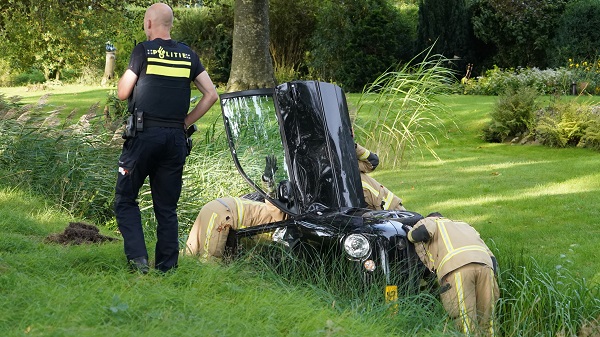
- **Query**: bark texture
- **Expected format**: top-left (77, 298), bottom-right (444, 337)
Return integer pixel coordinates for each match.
top-left (226, 0), bottom-right (275, 92)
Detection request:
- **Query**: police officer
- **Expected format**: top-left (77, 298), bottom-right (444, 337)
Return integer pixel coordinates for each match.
top-left (183, 197), bottom-right (286, 260)
top-left (115, 3), bottom-right (218, 273)
top-left (406, 213), bottom-right (499, 336)
top-left (355, 143), bottom-right (405, 211)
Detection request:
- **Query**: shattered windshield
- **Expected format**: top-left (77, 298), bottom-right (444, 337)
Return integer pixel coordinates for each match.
top-left (220, 91), bottom-right (289, 200)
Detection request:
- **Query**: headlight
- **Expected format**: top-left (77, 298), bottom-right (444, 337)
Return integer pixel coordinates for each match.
top-left (343, 234), bottom-right (371, 259)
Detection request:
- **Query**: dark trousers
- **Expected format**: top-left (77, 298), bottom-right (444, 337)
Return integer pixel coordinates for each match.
top-left (114, 127), bottom-right (187, 272)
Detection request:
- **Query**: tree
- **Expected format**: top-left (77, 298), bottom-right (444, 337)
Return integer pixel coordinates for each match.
top-left (226, 0), bottom-right (275, 92)
top-left (416, 0), bottom-right (475, 75)
top-left (470, 0), bottom-right (568, 68)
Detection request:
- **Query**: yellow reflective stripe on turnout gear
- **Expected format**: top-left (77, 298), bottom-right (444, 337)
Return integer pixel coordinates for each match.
top-left (362, 180), bottom-right (378, 195)
top-left (435, 218), bottom-right (490, 273)
top-left (454, 271), bottom-right (475, 334)
top-left (438, 245), bottom-right (490, 273)
top-left (146, 57), bottom-right (191, 78)
top-left (358, 149), bottom-right (370, 160)
top-left (202, 212), bottom-right (218, 259)
top-left (233, 197), bottom-right (244, 228)
top-left (381, 191), bottom-right (395, 210)
top-left (488, 267), bottom-right (497, 336)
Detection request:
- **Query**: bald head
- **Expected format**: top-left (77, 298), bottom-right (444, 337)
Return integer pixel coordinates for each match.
top-left (143, 3), bottom-right (173, 40)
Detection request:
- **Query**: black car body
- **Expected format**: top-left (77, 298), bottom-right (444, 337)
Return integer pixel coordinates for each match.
top-left (219, 80), bottom-right (424, 298)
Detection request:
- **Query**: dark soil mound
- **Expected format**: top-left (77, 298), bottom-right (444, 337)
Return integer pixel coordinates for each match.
top-left (45, 222), bottom-right (119, 245)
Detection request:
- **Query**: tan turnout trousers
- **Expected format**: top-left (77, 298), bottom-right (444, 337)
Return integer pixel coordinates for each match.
top-left (183, 197), bottom-right (285, 259)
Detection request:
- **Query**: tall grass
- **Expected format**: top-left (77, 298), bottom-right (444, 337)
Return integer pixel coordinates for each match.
top-left (354, 48), bottom-right (457, 168)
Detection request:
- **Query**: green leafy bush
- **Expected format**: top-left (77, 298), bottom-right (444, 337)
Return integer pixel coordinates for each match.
top-left (482, 86), bottom-right (539, 142)
top-left (463, 66), bottom-right (573, 96)
top-left (535, 101), bottom-right (600, 150)
top-left (581, 109), bottom-right (600, 150)
top-left (13, 68), bottom-right (46, 85)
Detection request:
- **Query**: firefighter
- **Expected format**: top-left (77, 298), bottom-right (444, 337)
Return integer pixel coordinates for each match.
top-left (406, 212), bottom-right (499, 336)
top-left (355, 143), bottom-right (405, 211)
top-left (183, 197), bottom-right (286, 260)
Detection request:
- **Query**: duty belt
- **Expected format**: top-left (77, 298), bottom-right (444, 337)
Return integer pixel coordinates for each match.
top-left (144, 117), bottom-right (184, 129)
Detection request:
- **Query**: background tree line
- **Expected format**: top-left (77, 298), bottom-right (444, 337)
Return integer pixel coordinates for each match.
top-left (1, 0), bottom-right (599, 92)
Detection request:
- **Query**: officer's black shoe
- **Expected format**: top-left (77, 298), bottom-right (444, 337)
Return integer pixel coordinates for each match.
top-left (128, 257), bottom-right (149, 274)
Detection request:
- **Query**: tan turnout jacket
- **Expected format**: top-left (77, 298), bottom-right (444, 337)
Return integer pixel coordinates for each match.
top-left (408, 216), bottom-right (499, 336)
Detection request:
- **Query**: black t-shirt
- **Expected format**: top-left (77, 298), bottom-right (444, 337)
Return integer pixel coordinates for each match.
top-left (127, 38), bottom-right (205, 122)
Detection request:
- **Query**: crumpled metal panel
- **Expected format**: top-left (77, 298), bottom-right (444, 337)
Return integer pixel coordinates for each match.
top-left (274, 81), bottom-right (365, 213)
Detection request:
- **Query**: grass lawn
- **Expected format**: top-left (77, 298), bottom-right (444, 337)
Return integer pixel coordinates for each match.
top-left (1, 86), bottom-right (599, 336)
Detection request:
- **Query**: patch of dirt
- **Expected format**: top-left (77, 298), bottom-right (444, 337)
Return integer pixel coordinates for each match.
top-left (45, 222), bottom-right (119, 245)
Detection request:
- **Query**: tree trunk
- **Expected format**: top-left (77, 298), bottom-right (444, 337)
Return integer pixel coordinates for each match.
top-left (101, 51), bottom-right (116, 86)
top-left (226, 0), bottom-right (275, 92)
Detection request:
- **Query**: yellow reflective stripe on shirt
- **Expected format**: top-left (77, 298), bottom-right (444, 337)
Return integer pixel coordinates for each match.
top-left (146, 64), bottom-right (190, 78)
top-left (146, 58), bottom-right (191, 78)
top-left (148, 57), bottom-right (192, 66)
top-left (233, 197), bottom-right (244, 228)
top-left (358, 149), bottom-right (370, 160)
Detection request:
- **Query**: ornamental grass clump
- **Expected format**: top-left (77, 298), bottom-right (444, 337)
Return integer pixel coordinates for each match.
top-left (354, 48), bottom-right (456, 168)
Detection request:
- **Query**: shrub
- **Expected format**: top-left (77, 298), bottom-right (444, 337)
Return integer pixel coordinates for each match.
top-left (581, 108), bottom-right (600, 150)
top-left (13, 68), bottom-right (46, 86)
top-left (535, 101), bottom-right (591, 148)
top-left (463, 66), bottom-right (573, 96)
top-left (482, 86), bottom-right (539, 142)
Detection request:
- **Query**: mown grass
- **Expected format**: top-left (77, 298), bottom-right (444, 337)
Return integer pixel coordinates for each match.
top-left (1, 87), bottom-right (599, 336)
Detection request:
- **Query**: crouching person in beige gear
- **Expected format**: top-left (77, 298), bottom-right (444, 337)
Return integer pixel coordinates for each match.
top-left (183, 197), bottom-right (286, 260)
top-left (355, 143), bottom-right (405, 211)
top-left (407, 212), bottom-right (499, 336)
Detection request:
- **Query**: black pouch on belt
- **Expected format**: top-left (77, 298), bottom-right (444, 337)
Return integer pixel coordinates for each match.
top-left (122, 114), bottom-right (137, 139)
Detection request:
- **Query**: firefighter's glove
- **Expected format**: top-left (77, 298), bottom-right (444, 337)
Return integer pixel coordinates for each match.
top-left (262, 155), bottom-right (278, 183)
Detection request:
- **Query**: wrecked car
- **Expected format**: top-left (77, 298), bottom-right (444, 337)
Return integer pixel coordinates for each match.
top-left (219, 80), bottom-right (425, 299)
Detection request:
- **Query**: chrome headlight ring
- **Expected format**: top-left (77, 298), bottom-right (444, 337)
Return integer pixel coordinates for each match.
top-left (343, 234), bottom-right (371, 259)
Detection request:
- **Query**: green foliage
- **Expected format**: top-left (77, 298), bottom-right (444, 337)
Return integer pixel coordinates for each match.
top-left (535, 100), bottom-right (600, 149)
top-left (581, 110), bottom-right (600, 150)
top-left (354, 48), bottom-right (457, 167)
top-left (308, 0), bottom-right (416, 92)
top-left (470, 0), bottom-right (568, 68)
top-left (12, 68), bottom-right (46, 86)
top-left (172, 2), bottom-right (234, 86)
top-left (416, 0), bottom-right (471, 69)
top-left (550, 0), bottom-right (600, 68)
top-left (0, 0), bottom-right (129, 82)
top-left (269, 0), bottom-right (319, 83)
top-left (2, 88), bottom-right (600, 335)
top-left (482, 86), bottom-right (539, 142)
top-left (462, 66), bottom-right (573, 96)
